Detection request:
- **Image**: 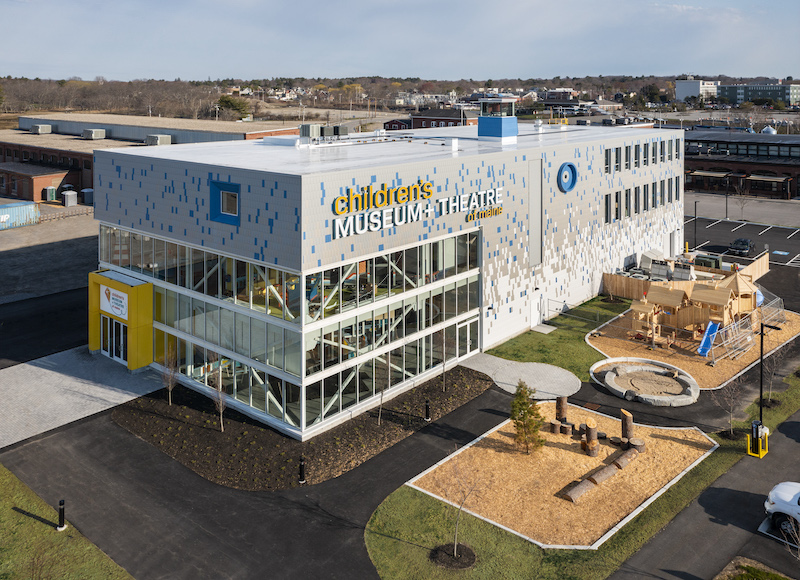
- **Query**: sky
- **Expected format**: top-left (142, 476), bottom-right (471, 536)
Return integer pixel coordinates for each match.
top-left (1, 0), bottom-right (798, 82)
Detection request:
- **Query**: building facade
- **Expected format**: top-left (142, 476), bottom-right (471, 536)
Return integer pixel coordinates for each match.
top-left (89, 118), bottom-right (684, 440)
top-left (717, 83), bottom-right (800, 106)
top-left (675, 79), bottom-right (720, 102)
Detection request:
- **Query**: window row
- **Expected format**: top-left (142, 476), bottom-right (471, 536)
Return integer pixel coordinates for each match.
top-left (306, 232), bottom-right (479, 322)
top-left (154, 287), bottom-right (302, 376)
top-left (305, 275), bottom-right (479, 376)
top-left (687, 142), bottom-right (800, 159)
top-left (100, 225), bottom-right (302, 324)
top-left (154, 318), bottom-right (479, 432)
top-left (604, 177), bottom-right (681, 223)
top-left (604, 139), bottom-right (681, 173)
top-left (305, 320), bottom-right (478, 428)
top-left (154, 330), bottom-right (302, 428)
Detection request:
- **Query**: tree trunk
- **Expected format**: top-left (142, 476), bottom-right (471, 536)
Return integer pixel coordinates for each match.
top-left (556, 396), bottom-right (568, 423)
top-left (621, 409), bottom-right (634, 440)
top-left (550, 420), bottom-right (561, 434)
top-left (629, 438), bottom-right (646, 453)
top-left (588, 464), bottom-right (619, 485)
top-left (613, 448), bottom-right (639, 469)
top-left (564, 479), bottom-right (596, 503)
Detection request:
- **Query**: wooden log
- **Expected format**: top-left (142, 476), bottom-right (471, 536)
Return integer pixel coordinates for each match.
top-left (620, 437), bottom-right (630, 450)
top-left (560, 422), bottom-right (573, 436)
top-left (629, 438), bottom-right (646, 453)
top-left (564, 479), bottom-right (596, 503)
top-left (613, 448), bottom-right (639, 469)
top-left (579, 423), bottom-right (587, 436)
top-left (621, 409), bottom-right (634, 440)
top-left (556, 396), bottom-right (569, 423)
top-left (597, 431), bottom-right (607, 440)
top-left (586, 418), bottom-right (598, 443)
top-left (609, 436), bottom-right (622, 447)
top-left (550, 420), bottom-right (561, 434)
top-left (588, 464), bottom-right (619, 485)
top-left (586, 439), bottom-right (599, 457)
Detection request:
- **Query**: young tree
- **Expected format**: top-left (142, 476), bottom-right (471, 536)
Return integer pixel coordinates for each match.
top-left (161, 344), bottom-right (179, 406)
top-left (206, 354), bottom-right (226, 433)
top-left (510, 380), bottom-right (546, 454)
top-left (445, 452), bottom-right (492, 560)
top-left (763, 345), bottom-right (786, 403)
top-left (711, 377), bottom-right (744, 436)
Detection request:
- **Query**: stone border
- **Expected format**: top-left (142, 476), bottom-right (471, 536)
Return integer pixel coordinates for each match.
top-left (405, 403), bottom-right (718, 551)
top-left (589, 357), bottom-right (700, 407)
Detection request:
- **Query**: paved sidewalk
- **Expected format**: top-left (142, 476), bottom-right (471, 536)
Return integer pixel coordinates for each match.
top-left (0, 346), bottom-right (161, 448)
top-left (460, 353), bottom-right (582, 398)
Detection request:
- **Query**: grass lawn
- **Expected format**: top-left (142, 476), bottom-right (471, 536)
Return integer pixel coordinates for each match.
top-left (364, 371), bottom-right (800, 579)
top-left (0, 463), bottom-right (131, 580)
top-left (487, 296), bottom-right (631, 382)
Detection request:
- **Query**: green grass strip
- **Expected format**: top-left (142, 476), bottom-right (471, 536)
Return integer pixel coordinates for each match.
top-left (487, 296), bottom-right (630, 382)
top-left (365, 371), bottom-right (800, 579)
top-left (0, 463), bottom-right (132, 580)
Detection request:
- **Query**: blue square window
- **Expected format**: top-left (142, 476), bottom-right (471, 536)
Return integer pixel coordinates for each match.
top-left (210, 180), bottom-right (241, 226)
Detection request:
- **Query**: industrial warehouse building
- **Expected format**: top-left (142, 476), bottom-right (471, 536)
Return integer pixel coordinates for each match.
top-left (89, 105), bottom-right (684, 440)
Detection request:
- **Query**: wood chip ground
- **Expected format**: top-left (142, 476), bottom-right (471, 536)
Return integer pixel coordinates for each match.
top-left (413, 402), bottom-right (714, 546)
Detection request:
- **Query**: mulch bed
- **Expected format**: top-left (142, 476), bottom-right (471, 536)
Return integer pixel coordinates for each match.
top-left (112, 366), bottom-right (494, 491)
top-left (429, 544), bottom-right (476, 570)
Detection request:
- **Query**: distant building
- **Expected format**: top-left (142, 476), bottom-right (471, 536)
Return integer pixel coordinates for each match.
top-left (410, 109), bottom-right (478, 129)
top-left (675, 78), bottom-right (720, 102)
top-left (384, 119), bottom-right (411, 131)
top-left (717, 82), bottom-right (800, 106)
top-left (684, 130), bottom-right (800, 198)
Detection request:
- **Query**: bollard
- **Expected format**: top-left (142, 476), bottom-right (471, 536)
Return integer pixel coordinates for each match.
top-left (56, 499), bottom-right (67, 532)
top-left (425, 400), bottom-right (431, 422)
top-left (299, 456), bottom-right (306, 485)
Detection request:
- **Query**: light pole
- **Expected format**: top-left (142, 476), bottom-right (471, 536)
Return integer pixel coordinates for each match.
top-left (725, 176), bottom-right (729, 220)
top-left (760, 322), bottom-right (782, 424)
top-left (693, 200), bottom-right (698, 251)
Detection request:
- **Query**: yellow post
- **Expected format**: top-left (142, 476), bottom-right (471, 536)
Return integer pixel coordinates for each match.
top-left (746, 433), bottom-right (769, 458)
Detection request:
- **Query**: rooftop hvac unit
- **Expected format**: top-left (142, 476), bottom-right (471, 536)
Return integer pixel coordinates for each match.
top-left (320, 126), bottom-right (335, 137)
top-left (299, 124), bottom-right (321, 138)
top-left (145, 134), bottom-right (172, 146)
top-left (31, 124), bottom-right (52, 134)
top-left (82, 128), bottom-right (106, 140)
top-left (333, 125), bottom-right (349, 136)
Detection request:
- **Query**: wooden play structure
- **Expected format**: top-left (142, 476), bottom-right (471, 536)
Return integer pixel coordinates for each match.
top-left (606, 252), bottom-right (786, 363)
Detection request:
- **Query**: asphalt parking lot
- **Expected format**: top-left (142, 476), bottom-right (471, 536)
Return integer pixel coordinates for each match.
top-left (685, 215), bottom-right (800, 268)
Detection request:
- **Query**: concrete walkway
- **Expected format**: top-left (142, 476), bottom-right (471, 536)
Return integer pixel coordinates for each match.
top-left (460, 353), bottom-right (582, 398)
top-left (0, 346), bottom-right (161, 448)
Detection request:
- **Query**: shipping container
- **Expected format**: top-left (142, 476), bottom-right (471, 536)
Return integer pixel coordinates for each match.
top-left (0, 201), bottom-right (41, 230)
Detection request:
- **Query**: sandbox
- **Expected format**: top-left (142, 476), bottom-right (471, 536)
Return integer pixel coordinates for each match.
top-left (589, 357), bottom-right (700, 406)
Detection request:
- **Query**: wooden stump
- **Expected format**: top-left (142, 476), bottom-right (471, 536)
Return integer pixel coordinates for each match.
top-left (560, 422), bottom-right (573, 436)
top-left (597, 431), bottom-right (607, 440)
top-left (585, 418), bottom-right (598, 443)
top-left (609, 436), bottom-right (622, 447)
top-left (620, 437), bottom-right (630, 450)
top-left (564, 479), bottom-right (596, 503)
top-left (586, 439), bottom-right (599, 457)
top-left (629, 438), bottom-right (646, 453)
top-left (621, 409), bottom-right (634, 440)
top-left (588, 464), bottom-right (619, 485)
top-left (556, 396), bottom-right (568, 424)
top-left (613, 448), bottom-right (639, 469)
top-left (550, 420), bottom-right (561, 434)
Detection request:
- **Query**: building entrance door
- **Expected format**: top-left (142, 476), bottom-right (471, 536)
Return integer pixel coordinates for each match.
top-left (457, 317), bottom-right (480, 358)
top-left (101, 315), bottom-right (128, 365)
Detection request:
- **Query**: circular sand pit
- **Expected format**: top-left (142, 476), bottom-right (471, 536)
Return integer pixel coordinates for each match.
top-left (589, 358), bottom-right (700, 407)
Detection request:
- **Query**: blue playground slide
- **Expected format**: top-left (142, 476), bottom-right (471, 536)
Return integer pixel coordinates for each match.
top-left (697, 322), bottom-right (720, 357)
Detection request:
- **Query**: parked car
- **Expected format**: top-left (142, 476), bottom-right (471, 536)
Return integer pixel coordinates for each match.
top-left (765, 481), bottom-right (800, 535)
top-left (728, 238), bottom-right (755, 257)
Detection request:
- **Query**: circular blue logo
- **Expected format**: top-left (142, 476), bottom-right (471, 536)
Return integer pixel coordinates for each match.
top-left (557, 162), bottom-right (577, 193)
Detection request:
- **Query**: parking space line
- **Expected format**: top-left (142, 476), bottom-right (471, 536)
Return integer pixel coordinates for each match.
top-left (694, 241), bottom-right (710, 250)
top-left (731, 223), bottom-right (747, 231)
top-left (788, 229), bottom-right (800, 240)
top-left (788, 253), bottom-right (800, 265)
top-left (684, 217), bottom-right (696, 224)
top-left (706, 219), bottom-right (723, 228)
top-left (758, 226), bottom-right (773, 236)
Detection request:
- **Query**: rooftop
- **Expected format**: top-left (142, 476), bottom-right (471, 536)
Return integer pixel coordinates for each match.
top-left (0, 161), bottom-right (72, 176)
top-left (0, 129), bottom-right (138, 153)
top-left (98, 123), bottom-right (676, 176)
top-left (687, 130), bottom-right (800, 146)
top-left (19, 113), bottom-right (302, 136)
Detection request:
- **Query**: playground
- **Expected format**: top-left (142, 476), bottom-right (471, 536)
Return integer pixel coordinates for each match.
top-left (408, 401), bottom-right (716, 548)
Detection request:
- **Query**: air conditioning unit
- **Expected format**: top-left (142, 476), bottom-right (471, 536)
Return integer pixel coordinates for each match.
top-left (145, 134), bottom-right (172, 146)
top-left (82, 128), bottom-right (106, 140)
top-left (31, 124), bottom-right (52, 134)
top-left (299, 124), bottom-right (321, 138)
